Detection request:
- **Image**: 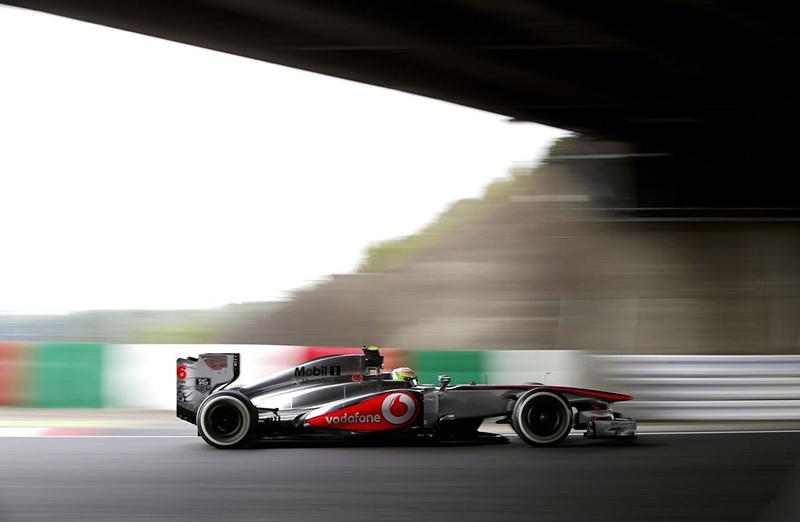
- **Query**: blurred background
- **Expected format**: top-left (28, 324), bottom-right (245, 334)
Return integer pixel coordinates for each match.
top-left (3, 133), bottom-right (799, 429)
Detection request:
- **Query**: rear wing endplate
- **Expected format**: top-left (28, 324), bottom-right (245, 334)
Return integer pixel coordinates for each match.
top-left (176, 353), bottom-right (240, 424)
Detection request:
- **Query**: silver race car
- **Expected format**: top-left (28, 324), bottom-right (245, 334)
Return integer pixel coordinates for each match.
top-left (176, 347), bottom-right (637, 449)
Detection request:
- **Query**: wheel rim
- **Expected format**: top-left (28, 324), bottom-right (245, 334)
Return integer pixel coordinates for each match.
top-left (208, 403), bottom-right (243, 438)
top-left (525, 397), bottom-right (563, 437)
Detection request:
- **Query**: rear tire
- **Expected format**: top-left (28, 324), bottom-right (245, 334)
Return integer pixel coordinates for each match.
top-left (512, 390), bottom-right (573, 447)
top-left (197, 391), bottom-right (257, 449)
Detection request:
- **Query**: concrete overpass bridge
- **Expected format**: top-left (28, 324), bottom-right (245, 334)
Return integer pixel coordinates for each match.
top-left (4, 0), bottom-right (799, 209)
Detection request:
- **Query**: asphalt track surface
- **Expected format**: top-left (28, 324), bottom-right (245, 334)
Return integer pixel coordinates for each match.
top-left (1, 432), bottom-right (799, 522)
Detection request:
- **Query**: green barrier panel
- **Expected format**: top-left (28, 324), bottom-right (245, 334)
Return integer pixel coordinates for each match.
top-left (412, 350), bottom-right (487, 385)
top-left (31, 343), bottom-right (105, 408)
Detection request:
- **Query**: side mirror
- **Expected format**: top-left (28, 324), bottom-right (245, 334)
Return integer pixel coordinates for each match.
top-left (438, 375), bottom-right (451, 391)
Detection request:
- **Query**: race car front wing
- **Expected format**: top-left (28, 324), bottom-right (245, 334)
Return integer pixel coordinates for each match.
top-left (584, 417), bottom-right (637, 439)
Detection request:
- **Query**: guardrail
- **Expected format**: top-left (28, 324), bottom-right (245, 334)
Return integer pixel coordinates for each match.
top-left (592, 355), bottom-right (800, 420)
top-left (3, 341), bottom-right (799, 422)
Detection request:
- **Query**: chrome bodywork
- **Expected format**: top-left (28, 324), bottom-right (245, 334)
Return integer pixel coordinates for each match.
top-left (177, 349), bottom-right (637, 444)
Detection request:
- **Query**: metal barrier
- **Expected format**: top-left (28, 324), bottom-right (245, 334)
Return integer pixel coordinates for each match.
top-left (592, 355), bottom-right (800, 420)
top-left (3, 341), bottom-right (799, 420)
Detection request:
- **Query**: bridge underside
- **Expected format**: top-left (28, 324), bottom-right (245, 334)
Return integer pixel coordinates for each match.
top-left (4, 0), bottom-right (799, 207)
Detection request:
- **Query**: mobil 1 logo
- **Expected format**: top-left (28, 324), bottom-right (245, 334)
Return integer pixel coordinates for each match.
top-left (294, 365), bottom-right (342, 380)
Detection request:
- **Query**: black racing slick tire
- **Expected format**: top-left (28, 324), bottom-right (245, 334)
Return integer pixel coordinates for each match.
top-left (197, 391), bottom-right (258, 449)
top-left (512, 390), bottom-right (573, 447)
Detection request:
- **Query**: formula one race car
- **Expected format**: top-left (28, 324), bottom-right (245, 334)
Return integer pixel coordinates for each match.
top-left (176, 347), bottom-right (637, 449)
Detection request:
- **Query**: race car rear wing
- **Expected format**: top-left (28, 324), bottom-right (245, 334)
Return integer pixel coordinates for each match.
top-left (176, 353), bottom-right (240, 424)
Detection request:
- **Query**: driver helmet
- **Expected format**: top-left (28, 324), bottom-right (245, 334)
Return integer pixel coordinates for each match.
top-left (390, 367), bottom-right (418, 386)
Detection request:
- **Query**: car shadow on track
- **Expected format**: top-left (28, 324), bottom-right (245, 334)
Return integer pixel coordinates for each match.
top-left (233, 435), bottom-right (658, 451)
top-left (562, 436), bottom-right (665, 449)
top-left (243, 437), bottom-right (508, 450)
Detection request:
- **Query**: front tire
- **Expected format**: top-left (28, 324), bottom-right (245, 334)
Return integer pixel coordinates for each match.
top-left (197, 391), bottom-right (257, 449)
top-left (512, 390), bottom-right (573, 447)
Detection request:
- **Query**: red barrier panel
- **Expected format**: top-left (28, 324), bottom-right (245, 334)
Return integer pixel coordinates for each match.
top-left (0, 341), bottom-right (27, 405)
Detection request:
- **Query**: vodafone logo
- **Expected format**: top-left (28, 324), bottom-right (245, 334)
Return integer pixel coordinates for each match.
top-left (381, 393), bottom-right (416, 425)
top-left (307, 391), bottom-right (419, 431)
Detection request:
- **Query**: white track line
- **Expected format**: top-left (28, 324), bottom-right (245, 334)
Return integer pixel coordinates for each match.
top-left (1, 429), bottom-right (800, 438)
top-left (520, 429), bottom-right (800, 437)
top-left (0, 433), bottom-right (195, 438)
top-left (636, 429), bottom-right (800, 436)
